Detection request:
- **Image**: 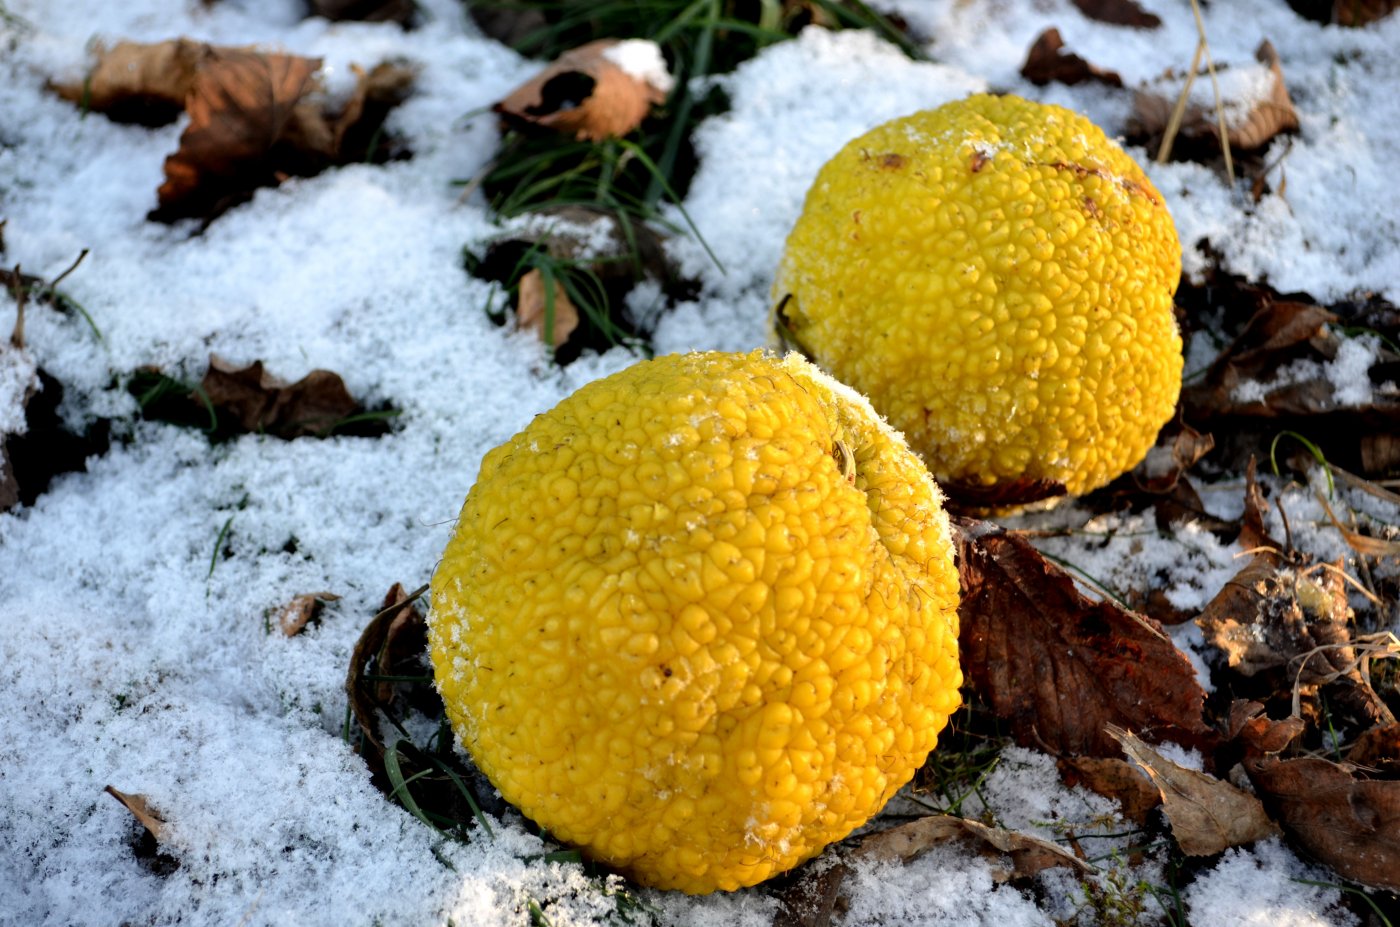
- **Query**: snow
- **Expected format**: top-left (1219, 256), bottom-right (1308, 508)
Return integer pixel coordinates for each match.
top-left (1185, 840), bottom-right (1358, 927)
top-left (601, 38), bottom-right (674, 95)
top-left (1, 0), bottom-right (1395, 924)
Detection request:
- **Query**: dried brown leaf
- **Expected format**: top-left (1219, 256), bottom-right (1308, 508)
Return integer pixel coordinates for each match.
top-left (1198, 548), bottom-right (1394, 726)
top-left (1333, 0), bottom-right (1400, 26)
top-left (1108, 725), bottom-right (1279, 855)
top-left (1244, 754), bottom-right (1400, 891)
top-left (858, 815), bottom-right (1092, 880)
top-left (52, 39), bottom-right (211, 123)
top-left (1349, 723), bottom-right (1400, 774)
top-left (494, 39), bottom-right (669, 141)
top-left (154, 48), bottom-right (322, 221)
top-left (105, 785), bottom-right (166, 841)
top-left (1072, 0), bottom-right (1161, 27)
top-left (277, 591), bottom-right (341, 637)
top-left (331, 61), bottom-right (416, 155)
top-left (469, 206), bottom-right (682, 358)
top-left (1134, 40), bottom-right (1299, 153)
top-left (1361, 433), bottom-right (1400, 476)
top-left (1239, 457), bottom-right (1280, 552)
top-left (955, 518), bottom-right (1212, 758)
top-left (200, 356), bottom-right (361, 438)
top-left (346, 583), bottom-right (428, 767)
top-left (1021, 28), bottom-right (1124, 87)
top-left (310, 0), bottom-right (414, 24)
top-left (773, 815), bottom-right (1089, 927)
top-left (516, 268), bottom-right (580, 348)
top-left (1183, 300), bottom-right (1341, 421)
top-left (1229, 699), bottom-right (1306, 755)
top-left (939, 477), bottom-right (1067, 515)
top-left (1056, 755), bottom-right (1163, 824)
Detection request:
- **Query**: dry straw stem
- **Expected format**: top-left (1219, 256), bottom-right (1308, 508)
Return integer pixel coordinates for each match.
top-left (1157, 0), bottom-right (1235, 185)
top-left (1289, 632), bottom-right (1400, 722)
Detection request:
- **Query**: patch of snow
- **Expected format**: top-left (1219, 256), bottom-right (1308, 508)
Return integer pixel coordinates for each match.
top-left (1185, 839), bottom-right (1359, 927)
top-left (602, 39), bottom-right (675, 95)
top-left (0, 342), bottom-right (37, 434)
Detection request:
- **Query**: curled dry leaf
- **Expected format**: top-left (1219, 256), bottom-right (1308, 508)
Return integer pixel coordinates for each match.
top-left (105, 785), bottom-right (166, 841)
top-left (1021, 28), bottom-right (1124, 87)
top-left (346, 583), bottom-right (429, 772)
top-left (1134, 39), bottom-right (1299, 153)
top-left (1239, 457), bottom-right (1279, 552)
top-left (1095, 424), bottom-right (1223, 539)
top-left (494, 39), bottom-right (672, 141)
top-left (774, 815), bottom-right (1089, 927)
top-left (52, 39), bottom-right (211, 124)
top-left (515, 268), bottom-right (580, 347)
top-left (200, 356), bottom-right (368, 439)
top-left (1228, 698), bottom-right (1306, 754)
top-left (954, 518), bottom-right (1212, 758)
top-left (1107, 725), bottom-right (1279, 856)
top-left (1071, 0), bottom-right (1162, 27)
top-left (277, 591), bottom-right (341, 637)
top-left (857, 815), bottom-right (1092, 881)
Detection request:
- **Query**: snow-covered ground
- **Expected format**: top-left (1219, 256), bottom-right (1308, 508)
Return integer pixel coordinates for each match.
top-left (1, 0), bottom-right (1396, 923)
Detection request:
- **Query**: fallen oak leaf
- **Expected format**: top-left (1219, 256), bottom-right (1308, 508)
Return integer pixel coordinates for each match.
top-left (105, 785), bottom-right (166, 841)
top-left (1107, 724), bottom-right (1279, 855)
top-left (1021, 29), bottom-right (1123, 88)
top-left (494, 38), bottom-right (673, 141)
top-left (954, 518), bottom-right (1213, 758)
top-left (276, 591), bottom-right (341, 637)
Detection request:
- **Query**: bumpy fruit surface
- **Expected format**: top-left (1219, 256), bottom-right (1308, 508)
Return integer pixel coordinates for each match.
top-left (772, 93), bottom-right (1183, 499)
top-left (429, 350), bottom-right (961, 893)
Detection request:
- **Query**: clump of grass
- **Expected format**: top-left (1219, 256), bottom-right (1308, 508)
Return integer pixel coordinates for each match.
top-left (463, 0), bottom-right (919, 360)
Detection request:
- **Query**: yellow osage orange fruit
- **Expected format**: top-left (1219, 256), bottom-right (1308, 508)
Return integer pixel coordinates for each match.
top-left (773, 94), bottom-right (1183, 500)
top-left (429, 351), bottom-right (961, 893)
